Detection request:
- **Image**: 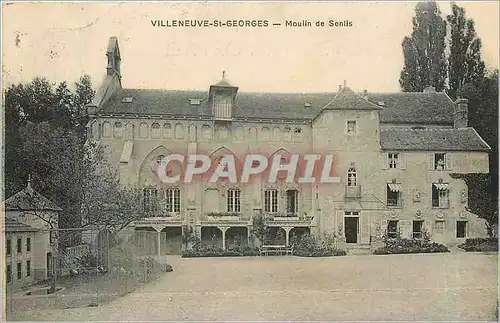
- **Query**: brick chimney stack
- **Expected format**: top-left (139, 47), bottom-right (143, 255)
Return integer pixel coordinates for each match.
top-left (454, 97), bottom-right (468, 128)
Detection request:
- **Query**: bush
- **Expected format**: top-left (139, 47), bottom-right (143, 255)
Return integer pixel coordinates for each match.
top-left (374, 231), bottom-right (450, 255)
top-left (182, 245), bottom-right (260, 258)
top-left (458, 237), bottom-right (498, 252)
top-left (293, 233), bottom-right (346, 257)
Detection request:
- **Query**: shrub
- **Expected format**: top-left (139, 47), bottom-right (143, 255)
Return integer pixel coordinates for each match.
top-left (374, 230), bottom-right (449, 254)
top-left (458, 237), bottom-right (498, 252)
top-left (293, 233), bottom-right (346, 257)
top-left (182, 245), bottom-right (260, 258)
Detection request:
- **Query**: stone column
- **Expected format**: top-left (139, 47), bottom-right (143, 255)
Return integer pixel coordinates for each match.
top-left (219, 227), bottom-right (229, 250)
top-left (283, 227), bottom-right (293, 246)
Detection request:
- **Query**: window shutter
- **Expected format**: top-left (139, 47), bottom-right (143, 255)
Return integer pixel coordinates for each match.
top-left (381, 153), bottom-right (388, 170)
top-left (381, 219), bottom-right (388, 237)
top-left (445, 153), bottom-right (453, 170)
top-left (428, 153), bottom-right (434, 170)
top-left (425, 220), bottom-right (432, 237)
top-left (400, 153), bottom-right (406, 169)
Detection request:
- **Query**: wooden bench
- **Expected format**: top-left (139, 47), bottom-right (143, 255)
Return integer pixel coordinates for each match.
top-left (259, 245), bottom-right (286, 256)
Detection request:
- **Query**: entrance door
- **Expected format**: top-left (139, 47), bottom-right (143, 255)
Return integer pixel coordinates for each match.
top-left (345, 217), bottom-right (359, 243)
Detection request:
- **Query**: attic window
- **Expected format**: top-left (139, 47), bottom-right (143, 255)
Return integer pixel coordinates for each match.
top-left (304, 102), bottom-right (311, 107)
top-left (411, 126), bottom-right (426, 130)
top-left (122, 97), bottom-right (134, 103)
top-left (377, 101), bottom-right (385, 106)
top-left (190, 99), bottom-right (202, 106)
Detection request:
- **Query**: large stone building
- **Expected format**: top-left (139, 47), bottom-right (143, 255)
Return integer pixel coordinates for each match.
top-left (86, 37), bottom-right (490, 255)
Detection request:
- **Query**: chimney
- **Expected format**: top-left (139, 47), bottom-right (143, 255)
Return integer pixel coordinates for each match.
top-left (454, 98), bottom-right (468, 128)
top-left (423, 85), bottom-right (436, 93)
top-left (363, 89), bottom-right (368, 100)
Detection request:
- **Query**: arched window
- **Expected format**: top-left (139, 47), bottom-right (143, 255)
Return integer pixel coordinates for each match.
top-left (272, 127), bottom-right (281, 141)
top-left (163, 123), bottom-right (173, 138)
top-left (151, 123), bottom-right (161, 139)
top-left (139, 122), bottom-right (149, 139)
top-left (249, 127), bottom-right (257, 142)
top-left (102, 122), bottom-right (112, 138)
top-left (174, 123), bottom-right (184, 140)
top-left (283, 127), bottom-right (291, 141)
top-left (261, 127), bottom-right (270, 141)
top-left (347, 167), bottom-right (357, 187)
top-left (124, 123), bottom-right (134, 140)
top-left (293, 127), bottom-right (303, 141)
top-left (201, 125), bottom-right (211, 140)
top-left (113, 121), bottom-right (123, 138)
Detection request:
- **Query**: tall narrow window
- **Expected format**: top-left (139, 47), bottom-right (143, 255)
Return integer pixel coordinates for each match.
top-left (387, 183), bottom-right (403, 207)
top-left (347, 167), bottom-right (357, 186)
top-left (434, 153), bottom-right (445, 170)
top-left (227, 189), bottom-right (241, 213)
top-left (412, 220), bottom-right (424, 239)
top-left (456, 221), bottom-right (467, 238)
top-left (165, 188), bottom-right (181, 213)
top-left (347, 121), bottom-right (356, 134)
top-left (26, 260), bottom-right (31, 277)
top-left (286, 190), bottom-right (299, 216)
top-left (16, 262), bottom-right (22, 280)
top-left (26, 237), bottom-right (31, 252)
top-left (264, 189), bottom-right (279, 213)
top-left (6, 264), bottom-right (12, 284)
top-left (143, 187), bottom-right (158, 213)
top-left (17, 237), bottom-right (22, 253)
top-left (387, 220), bottom-right (398, 238)
top-left (432, 183), bottom-right (450, 208)
top-left (388, 153), bottom-right (399, 169)
top-left (6, 238), bottom-right (11, 256)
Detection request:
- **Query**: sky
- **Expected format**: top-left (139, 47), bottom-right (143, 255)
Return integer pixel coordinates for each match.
top-left (2, 1), bottom-right (499, 93)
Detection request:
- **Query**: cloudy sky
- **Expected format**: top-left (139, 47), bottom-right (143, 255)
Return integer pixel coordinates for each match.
top-left (2, 2), bottom-right (499, 93)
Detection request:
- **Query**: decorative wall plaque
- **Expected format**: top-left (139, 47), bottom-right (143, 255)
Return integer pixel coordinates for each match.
top-left (415, 209), bottom-right (422, 218)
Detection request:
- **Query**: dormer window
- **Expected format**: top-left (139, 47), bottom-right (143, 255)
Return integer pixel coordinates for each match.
top-left (210, 71), bottom-right (238, 120)
top-left (190, 99), bottom-right (202, 106)
top-left (377, 101), bottom-right (385, 106)
top-left (122, 97), bottom-right (134, 103)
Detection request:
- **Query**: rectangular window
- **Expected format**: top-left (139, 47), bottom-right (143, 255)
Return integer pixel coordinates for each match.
top-left (6, 238), bottom-right (11, 256)
top-left (165, 188), bottom-right (181, 213)
top-left (143, 188), bottom-right (158, 212)
top-left (387, 220), bottom-right (398, 238)
top-left (432, 184), bottom-right (450, 208)
top-left (17, 237), bottom-right (22, 253)
top-left (264, 189), bottom-right (279, 213)
top-left (26, 237), bottom-right (31, 252)
top-left (386, 183), bottom-right (402, 207)
top-left (26, 260), bottom-right (31, 277)
top-left (434, 153), bottom-right (446, 170)
top-left (434, 220), bottom-right (445, 234)
top-left (286, 190), bottom-right (299, 216)
top-left (344, 211), bottom-right (360, 216)
top-left (17, 262), bottom-right (22, 280)
top-left (6, 264), bottom-right (12, 284)
top-left (347, 120), bottom-right (356, 134)
top-left (227, 189), bottom-right (241, 213)
top-left (412, 220), bottom-right (424, 239)
top-left (388, 153), bottom-right (399, 169)
top-left (457, 221), bottom-right (467, 238)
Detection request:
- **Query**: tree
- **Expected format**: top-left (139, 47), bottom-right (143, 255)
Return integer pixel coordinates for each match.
top-left (446, 2), bottom-right (486, 100)
top-left (399, 1), bottom-right (447, 92)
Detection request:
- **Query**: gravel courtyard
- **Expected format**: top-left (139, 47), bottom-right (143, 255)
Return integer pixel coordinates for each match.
top-left (7, 252), bottom-right (498, 321)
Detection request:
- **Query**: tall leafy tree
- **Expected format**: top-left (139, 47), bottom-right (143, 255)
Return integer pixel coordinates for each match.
top-left (399, 1), bottom-right (447, 92)
top-left (446, 2), bottom-right (486, 100)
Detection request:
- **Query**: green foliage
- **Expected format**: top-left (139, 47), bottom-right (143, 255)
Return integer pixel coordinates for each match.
top-left (446, 3), bottom-right (485, 100)
top-left (399, 1), bottom-right (447, 92)
top-left (458, 237), bottom-right (498, 252)
top-left (293, 233), bottom-right (346, 257)
top-left (182, 245), bottom-right (260, 258)
top-left (374, 230), bottom-right (449, 254)
top-left (250, 213), bottom-right (269, 245)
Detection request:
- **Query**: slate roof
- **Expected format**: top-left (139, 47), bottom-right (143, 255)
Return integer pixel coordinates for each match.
top-left (380, 128), bottom-right (491, 151)
top-left (99, 88), bottom-right (455, 124)
top-left (5, 217), bottom-right (38, 232)
top-left (5, 185), bottom-right (62, 212)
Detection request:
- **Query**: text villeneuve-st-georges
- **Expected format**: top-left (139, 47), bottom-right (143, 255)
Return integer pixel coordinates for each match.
top-left (150, 19), bottom-right (353, 28)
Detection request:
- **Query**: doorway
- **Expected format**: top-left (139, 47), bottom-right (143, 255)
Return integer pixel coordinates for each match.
top-left (344, 217), bottom-right (359, 243)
